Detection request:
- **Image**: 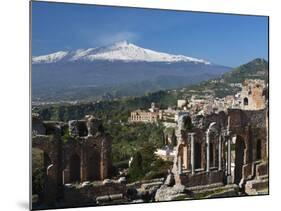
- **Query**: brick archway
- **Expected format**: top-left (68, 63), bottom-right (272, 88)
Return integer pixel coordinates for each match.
top-left (194, 142), bottom-right (202, 169)
top-left (69, 154), bottom-right (81, 182)
top-left (87, 151), bottom-right (101, 181)
top-left (234, 135), bottom-right (246, 185)
top-left (256, 139), bottom-right (262, 160)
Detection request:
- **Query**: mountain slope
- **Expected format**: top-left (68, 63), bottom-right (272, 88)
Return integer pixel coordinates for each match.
top-left (32, 41), bottom-right (210, 64)
top-left (177, 58), bottom-right (269, 98)
top-left (220, 58), bottom-right (268, 83)
top-left (32, 41), bottom-right (230, 102)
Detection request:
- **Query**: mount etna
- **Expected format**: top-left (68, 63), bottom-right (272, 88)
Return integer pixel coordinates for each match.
top-left (32, 41), bottom-right (231, 102)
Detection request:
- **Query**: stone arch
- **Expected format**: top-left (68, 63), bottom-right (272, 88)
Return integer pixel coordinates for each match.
top-left (243, 97), bottom-right (249, 106)
top-left (32, 148), bottom-right (52, 194)
top-left (178, 144), bottom-right (184, 169)
top-left (78, 122), bottom-right (88, 137)
top-left (194, 142), bottom-right (202, 169)
top-left (87, 151), bottom-right (101, 181)
top-left (178, 114), bottom-right (192, 130)
top-left (210, 142), bottom-right (214, 167)
top-left (69, 154), bottom-right (81, 182)
top-left (31, 144), bottom-right (53, 176)
top-left (256, 139), bottom-right (262, 160)
top-left (43, 152), bottom-right (52, 172)
top-left (215, 142), bottom-right (219, 167)
top-left (234, 135), bottom-right (246, 185)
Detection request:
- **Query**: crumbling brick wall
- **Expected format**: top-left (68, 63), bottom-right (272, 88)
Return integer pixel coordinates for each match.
top-left (32, 115), bottom-right (112, 205)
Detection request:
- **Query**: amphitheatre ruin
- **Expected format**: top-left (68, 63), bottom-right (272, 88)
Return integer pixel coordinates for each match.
top-left (32, 79), bottom-right (269, 208)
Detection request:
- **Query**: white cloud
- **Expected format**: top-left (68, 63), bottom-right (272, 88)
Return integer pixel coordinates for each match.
top-left (97, 31), bottom-right (139, 45)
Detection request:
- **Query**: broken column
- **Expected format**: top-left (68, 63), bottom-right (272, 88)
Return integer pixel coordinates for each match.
top-left (218, 135), bottom-right (222, 171)
top-left (178, 156), bottom-right (182, 174)
top-left (226, 116), bottom-right (232, 184)
top-left (183, 146), bottom-right (188, 170)
top-left (189, 133), bottom-right (195, 175)
top-left (226, 135), bottom-right (232, 184)
top-left (206, 131), bottom-right (210, 173)
top-left (206, 122), bottom-right (216, 173)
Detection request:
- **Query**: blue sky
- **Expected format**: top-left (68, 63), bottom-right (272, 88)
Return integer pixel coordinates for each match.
top-left (32, 1), bottom-right (268, 67)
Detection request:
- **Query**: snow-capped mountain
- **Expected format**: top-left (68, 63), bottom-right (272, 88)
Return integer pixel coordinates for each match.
top-left (32, 41), bottom-right (230, 102)
top-left (32, 41), bottom-right (211, 65)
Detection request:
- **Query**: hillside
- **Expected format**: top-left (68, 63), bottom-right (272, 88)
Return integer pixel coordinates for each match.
top-left (33, 58), bottom-right (268, 122)
top-left (176, 58), bottom-right (268, 99)
top-left (221, 58), bottom-right (268, 83)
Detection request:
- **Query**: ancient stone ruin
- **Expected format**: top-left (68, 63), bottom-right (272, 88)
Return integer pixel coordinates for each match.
top-left (170, 108), bottom-right (268, 187)
top-left (32, 115), bottom-right (112, 206)
top-left (32, 79), bottom-right (269, 207)
top-left (240, 79), bottom-right (266, 110)
top-left (155, 80), bottom-right (269, 200)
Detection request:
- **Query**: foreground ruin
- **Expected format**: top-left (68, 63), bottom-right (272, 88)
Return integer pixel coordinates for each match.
top-left (31, 79), bottom-right (269, 208)
top-left (155, 107), bottom-right (268, 201)
top-left (156, 79), bottom-right (269, 200)
top-left (32, 115), bottom-right (113, 207)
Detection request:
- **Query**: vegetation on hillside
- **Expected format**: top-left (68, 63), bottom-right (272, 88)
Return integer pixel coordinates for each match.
top-left (128, 142), bottom-right (173, 182)
top-left (107, 122), bottom-right (165, 163)
top-left (176, 58), bottom-right (268, 98)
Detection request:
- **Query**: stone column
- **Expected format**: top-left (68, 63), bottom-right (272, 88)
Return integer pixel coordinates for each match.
top-left (178, 156), bottom-right (182, 174)
top-left (226, 136), bottom-right (232, 183)
top-left (45, 164), bottom-right (58, 205)
top-left (227, 137), bottom-right (231, 175)
top-left (183, 146), bottom-right (188, 170)
top-left (206, 131), bottom-right (210, 173)
top-left (80, 146), bottom-right (88, 182)
top-left (189, 133), bottom-right (195, 175)
top-left (218, 135), bottom-right (222, 171)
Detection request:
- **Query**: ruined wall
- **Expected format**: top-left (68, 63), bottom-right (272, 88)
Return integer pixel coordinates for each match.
top-left (179, 171), bottom-right (224, 187)
top-left (228, 108), bottom-right (268, 183)
top-left (63, 182), bottom-right (126, 207)
top-left (32, 135), bottom-right (62, 205)
top-left (228, 109), bottom-right (267, 130)
top-left (62, 134), bottom-right (112, 184)
top-left (32, 114), bottom-right (46, 135)
top-left (172, 105), bottom-right (268, 189)
top-left (240, 79), bottom-right (266, 110)
top-left (191, 111), bottom-right (227, 130)
top-left (32, 115), bottom-right (112, 205)
top-left (172, 113), bottom-right (227, 188)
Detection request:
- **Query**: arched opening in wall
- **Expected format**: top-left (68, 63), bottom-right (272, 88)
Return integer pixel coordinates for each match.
top-left (210, 143), bottom-right (214, 167)
top-left (243, 97), bottom-right (249, 106)
top-left (256, 139), bottom-right (262, 160)
top-left (183, 116), bottom-right (192, 130)
top-left (234, 135), bottom-right (245, 185)
top-left (69, 154), bottom-right (81, 182)
top-left (215, 144), bottom-right (219, 167)
top-left (78, 122), bottom-right (88, 137)
top-left (178, 144), bottom-right (184, 169)
top-left (88, 151), bottom-right (101, 181)
top-left (32, 148), bottom-right (51, 196)
top-left (195, 143), bottom-right (202, 169)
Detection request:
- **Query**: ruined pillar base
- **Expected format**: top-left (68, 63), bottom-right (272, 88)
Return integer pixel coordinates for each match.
top-left (227, 175), bottom-right (233, 184)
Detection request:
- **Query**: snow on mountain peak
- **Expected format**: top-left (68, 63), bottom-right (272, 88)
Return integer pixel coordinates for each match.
top-left (32, 41), bottom-right (211, 65)
top-left (32, 51), bottom-right (69, 64)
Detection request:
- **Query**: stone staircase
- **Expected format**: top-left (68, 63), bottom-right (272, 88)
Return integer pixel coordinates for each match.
top-left (245, 175), bottom-right (269, 195)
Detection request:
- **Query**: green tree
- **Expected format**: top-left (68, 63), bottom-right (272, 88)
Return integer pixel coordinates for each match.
top-left (128, 151), bottom-right (144, 182)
